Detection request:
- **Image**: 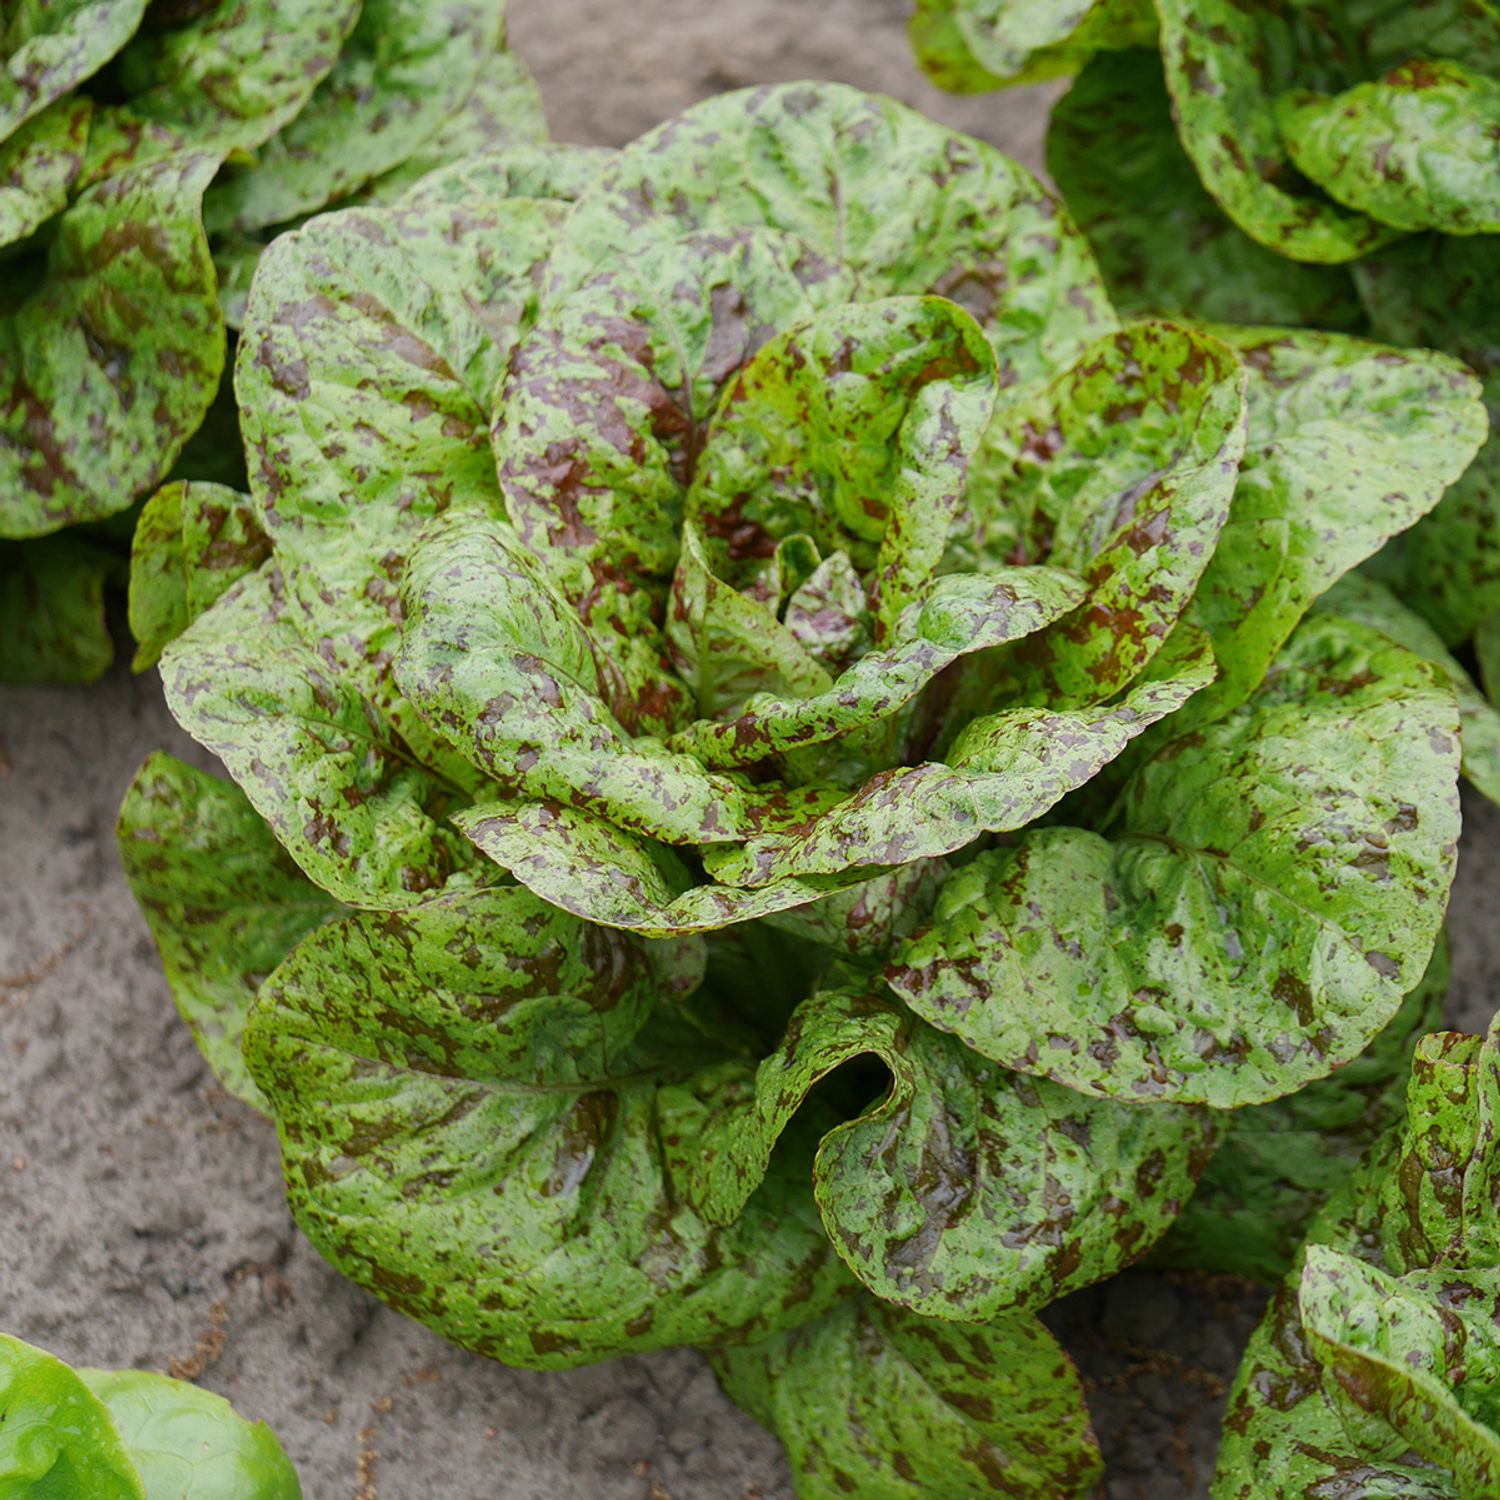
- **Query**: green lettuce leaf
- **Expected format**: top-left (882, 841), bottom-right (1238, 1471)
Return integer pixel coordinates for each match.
top-left (0, 0), bottom-right (144, 142)
top-left (1279, 59), bottom-right (1500, 235)
top-left (242, 889), bottom-right (851, 1369)
top-left (117, 751), bottom-right (342, 1108)
top-left (888, 614), bottom-right (1461, 1107)
top-left (84, 0), bottom-right (360, 176)
top-left (0, 152), bottom-right (223, 539)
top-left (159, 565), bottom-right (477, 908)
top-left (545, 81), bottom-right (1118, 383)
top-left (679, 987), bottom-right (1215, 1320)
top-left (127, 480), bottom-right (269, 671)
top-left (714, 1297), bottom-right (1104, 1499)
top-left (1047, 50), bottom-right (1364, 327)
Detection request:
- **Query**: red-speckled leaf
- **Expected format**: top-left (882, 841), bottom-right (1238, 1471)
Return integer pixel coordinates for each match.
top-left (678, 988), bottom-right (1215, 1321)
top-left (1279, 60), bottom-right (1500, 236)
top-left (0, 96), bottom-right (90, 248)
top-left (546, 82), bottom-right (1117, 384)
top-left (242, 889), bottom-right (851, 1369)
top-left (0, 152), bottom-right (223, 539)
top-left (84, 0), bottom-right (359, 176)
top-left (160, 565), bottom-right (479, 909)
top-left (116, 751), bottom-right (342, 1109)
top-left (236, 192), bottom-right (565, 675)
top-left (0, 0), bottom-right (144, 142)
top-left (965, 320), bottom-right (1245, 705)
top-left (715, 1298), bottom-right (1103, 1500)
top-left (888, 614), bottom-right (1461, 1108)
top-left (1046, 49), bottom-right (1364, 327)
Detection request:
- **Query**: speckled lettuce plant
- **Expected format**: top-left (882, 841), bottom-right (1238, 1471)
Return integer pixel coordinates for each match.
top-left (118, 82), bottom-right (1484, 1496)
top-left (1214, 1013), bottom-right (1500, 1498)
top-left (0, 1333), bottom-right (300, 1497)
top-left (908, 0), bottom-right (1500, 809)
top-left (0, 0), bottom-right (543, 685)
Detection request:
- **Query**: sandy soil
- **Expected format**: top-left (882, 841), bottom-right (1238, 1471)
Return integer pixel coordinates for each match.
top-left (4, 4), bottom-right (1498, 1497)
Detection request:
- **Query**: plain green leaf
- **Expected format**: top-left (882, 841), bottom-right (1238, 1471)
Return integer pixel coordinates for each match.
top-left (0, 533), bottom-right (115, 684)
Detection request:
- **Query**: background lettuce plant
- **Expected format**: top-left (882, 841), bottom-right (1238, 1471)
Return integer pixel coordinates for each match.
top-left (0, 1332), bottom-right (300, 1497)
top-left (1214, 1014), bottom-right (1500, 1498)
top-left (0, 0), bottom-right (543, 685)
top-left (908, 0), bottom-right (1500, 810)
top-left (118, 82), bottom-right (1485, 1495)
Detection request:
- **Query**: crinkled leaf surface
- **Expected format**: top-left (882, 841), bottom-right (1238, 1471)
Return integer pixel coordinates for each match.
top-left (1297, 1248), bottom-right (1500, 1493)
top-left (456, 627), bottom-right (1214, 936)
top-left (79, 1367), bottom-right (302, 1500)
top-left (243, 889), bottom-right (850, 1369)
top-left (160, 566), bottom-right (476, 908)
top-left (1279, 60), bottom-right (1500, 236)
top-left (546, 82), bottom-right (1117, 384)
top-left (685, 295), bottom-right (999, 637)
top-left (1153, 0), bottom-right (1398, 263)
top-left (908, 0), bottom-right (1154, 91)
top-left (494, 227), bottom-right (857, 727)
top-left (391, 142), bottom-right (608, 214)
top-left (1185, 325), bottom-right (1486, 716)
top-left (202, 0), bottom-right (514, 234)
top-left (1158, 936), bottom-right (1448, 1282)
top-left (679, 988), bottom-right (1215, 1320)
top-left (1047, 50), bottom-right (1363, 327)
top-left (0, 95), bottom-right (89, 248)
top-left (888, 615), bottom-right (1461, 1107)
top-left (714, 1298), bottom-right (1103, 1500)
top-left (236, 191), bottom-right (564, 673)
top-left (1213, 1018), bottom-right (1500, 1499)
top-left (84, 0), bottom-right (359, 175)
top-left (0, 1334), bottom-right (142, 1498)
top-left (966, 319), bottom-right (1245, 705)
top-left (0, 533), bottom-right (115, 684)
top-left (0, 0), bottom-right (143, 141)
top-left (117, 751), bottom-right (342, 1109)
top-left (0, 152), bottom-right (223, 539)
top-left (127, 480), bottom-right (269, 671)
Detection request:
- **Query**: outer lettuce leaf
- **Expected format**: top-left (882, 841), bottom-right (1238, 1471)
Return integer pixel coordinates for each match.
top-left (83, 0), bottom-right (359, 175)
top-left (0, 152), bottom-right (224, 539)
top-left (159, 566), bottom-right (477, 909)
top-left (127, 480), bottom-right (269, 671)
top-left (0, 1334), bottom-right (142, 1498)
top-left (0, 533), bottom-right (116, 684)
top-left (78, 1368), bottom-right (302, 1499)
top-left (679, 988), bottom-right (1215, 1320)
top-left (907, 0), bottom-right (1154, 92)
top-left (0, 0), bottom-right (144, 142)
top-left (235, 191), bottom-right (566, 674)
top-left (0, 95), bottom-right (90, 248)
top-left (1047, 50), bottom-right (1363, 327)
top-left (545, 82), bottom-right (1118, 385)
top-left (1151, 0), bottom-right (1398, 264)
top-left (1213, 1018), bottom-right (1500, 1499)
top-left (1279, 60), bottom-right (1500, 235)
top-left (117, 751), bottom-right (342, 1109)
top-left (888, 615), bottom-right (1461, 1107)
top-left (242, 890), bottom-right (851, 1369)
top-left (202, 0), bottom-right (529, 234)
top-left (1157, 936), bottom-right (1448, 1282)
top-left (714, 1298), bottom-right (1103, 1499)
top-left (0, 1333), bottom-right (301, 1498)
top-left (390, 142), bottom-right (609, 213)
top-left (1185, 326), bottom-right (1487, 715)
